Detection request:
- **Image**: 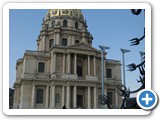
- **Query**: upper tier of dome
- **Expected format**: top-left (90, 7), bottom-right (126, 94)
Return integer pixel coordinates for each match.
top-left (46, 9), bottom-right (84, 21)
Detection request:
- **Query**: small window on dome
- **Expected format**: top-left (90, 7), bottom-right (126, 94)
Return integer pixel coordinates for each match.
top-left (63, 20), bottom-right (67, 27)
top-left (75, 22), bottom-right (78, 29)
top-left (75, 40), bottom-right (79, 44)
top-left (52, 21), bottom-right (55, 28)
top-left (45, 24), bottom-right (48, 30)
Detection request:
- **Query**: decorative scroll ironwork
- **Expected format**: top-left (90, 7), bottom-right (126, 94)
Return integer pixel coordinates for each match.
top-left (101, 9), bottom-right (145, 109)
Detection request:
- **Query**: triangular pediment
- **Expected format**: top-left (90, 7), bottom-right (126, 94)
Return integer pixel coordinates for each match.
top-left (69, 43), bottom-right (97, 51)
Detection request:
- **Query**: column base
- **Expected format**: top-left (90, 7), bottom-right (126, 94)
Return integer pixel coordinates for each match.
top-left (31, 106), bottom-right (35, 109)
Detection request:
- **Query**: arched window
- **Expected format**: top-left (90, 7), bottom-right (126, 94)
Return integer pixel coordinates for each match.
top-left (45, 24), bottom-right (48, 30)
top-left (52, 21), bottom-right (55, 28)
top-left (63, 20), bottom-right (67, 27)
top-left (75, 22), bottom-right (78, 29)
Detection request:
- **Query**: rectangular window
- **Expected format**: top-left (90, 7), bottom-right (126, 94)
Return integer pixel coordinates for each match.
top-left (38, 62), bottom-right (45, 73)
top-left (62, 38), bottom-right (67, 46)
top-left (107, 92), bottom-right (113, 105)
top-left (49, 39), bottom-right (54, 49)
top-left (36, 89), bottom-right (44, 104)
top-left (75, 40), bottom-right (79, 44)
top-left (107, 68), bottom-right (112, 78)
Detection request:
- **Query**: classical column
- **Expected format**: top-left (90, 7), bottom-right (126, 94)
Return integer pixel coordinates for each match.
top-left (31, 85), bottom-right (35, 108)
top-left (63, 54), bottom-right (66, 74)
top-left (51, 85), bottom-right (55, 108)
top-left (54, 34), bottom-right (56, 45)
top-left (13, 86), bottom-right (17, 108)
top-left (94, 87), bottom-right (97, 109)
top-left (66, 86), bottom-right (70, 108)
top-left (93, 56), bottom-right (96, 76)
top-left (67, 54), bottom-right (71, 74)
top-left (19, 84), bottom-right (24, 109)
top-left (51, 53), bottom-right (53, 74)
top-left (74, 54), bottom-right (77, 74)
top-left (72, 36), bottom-right (75, 44)
top-left (45, 86), bottom-right (49, 108)
top-left (61, 86), bottom-right (65, 108)
top-left (53, 53), bottom-right (56, 73)
top-left (115, 90), bottom-right (118, 109)
top-left (68, 36), bottom-right (71, 46)
top-left (104, 88), bottom-right (108, 109)
top-left (73, 86), bottom-right (77, 108)
top-left (87, 56), bottom-right (90, 75)
top-left (87, 86), bottom-right (91, 109)
top-left (42, 35), bottom-right (46, 51)
top-left (55, 33), bottom-right (60, 45)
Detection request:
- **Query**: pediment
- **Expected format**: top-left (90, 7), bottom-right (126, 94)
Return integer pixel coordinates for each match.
top-left (69, 43), bottom-right (97, 51)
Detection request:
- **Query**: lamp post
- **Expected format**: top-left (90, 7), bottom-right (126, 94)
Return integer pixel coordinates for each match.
top-left (120, 49), bottom-right (130, 108)
top-left (120, 49), bottom-right (130, 87)
top-left (99, 46), bottom-right (110, 97)
top-left (139, 51), bottom-right (145, 62)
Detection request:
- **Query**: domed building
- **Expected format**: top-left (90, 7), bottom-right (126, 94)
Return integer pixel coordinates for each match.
top-left (13, 9), bottom-right (122, 109)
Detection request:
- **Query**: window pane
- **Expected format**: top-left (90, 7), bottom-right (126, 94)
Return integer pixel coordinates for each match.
top-left (75, 22), bottom-right (78, 29)
top-left (38, 62), bottom-right (45, 73)
top-left (52, 21), bottom-right (55, 28)
top-left (75, 40), bottom-right (79, 44)
top-left (49, 39), bottom-right (54, 49)
top-left (62, 38), bottom-right (67, 46)
top-left (107, 92), bottom-right (113, 105)
top-left (107, 68), bottom-right (112, 78)
top-left (36, 89), bottom-right (44, 104)
top-left (63, 20), bottom-right (67, 27)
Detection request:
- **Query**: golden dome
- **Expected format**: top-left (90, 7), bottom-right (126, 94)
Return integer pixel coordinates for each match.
top-left (47, 9), bottom-right (84, 21)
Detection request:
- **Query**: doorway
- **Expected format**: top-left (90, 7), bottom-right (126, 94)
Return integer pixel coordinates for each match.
top-left (77, 95), bottom-right (83, 108)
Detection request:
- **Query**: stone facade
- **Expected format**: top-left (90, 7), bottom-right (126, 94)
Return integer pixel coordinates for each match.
top-left (13, 9), bottom-right (122, 109)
